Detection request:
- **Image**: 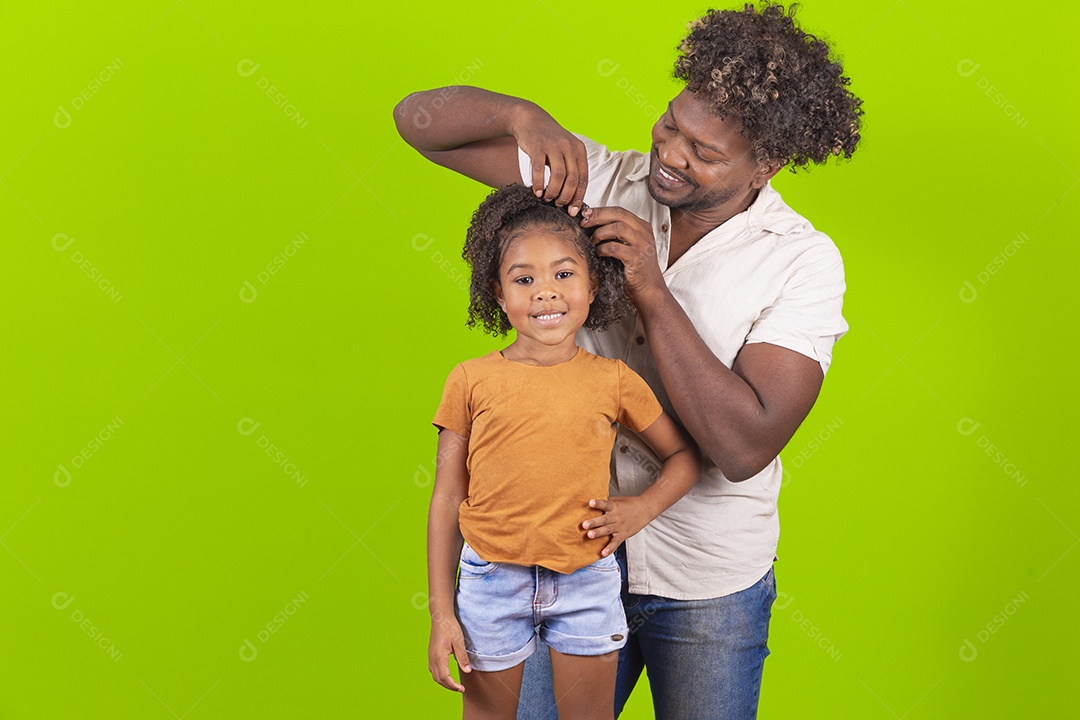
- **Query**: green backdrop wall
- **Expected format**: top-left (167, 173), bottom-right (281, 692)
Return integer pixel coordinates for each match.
top-left (3, 1), bottom-right (1076, 717)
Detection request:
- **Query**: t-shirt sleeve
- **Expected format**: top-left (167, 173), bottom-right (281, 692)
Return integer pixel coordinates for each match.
top-left (615, 361), bottom-right (664, 432)
top-left (743, 240), bottom-right (848, 376)
top-left (432, 364), bottom-right (472, 437)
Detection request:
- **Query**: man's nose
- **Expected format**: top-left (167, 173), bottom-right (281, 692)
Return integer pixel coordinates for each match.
top-left (657, 137), bottom-right (689, 169)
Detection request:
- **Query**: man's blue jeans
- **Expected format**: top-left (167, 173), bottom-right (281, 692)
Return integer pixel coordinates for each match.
top-left (516, 548), bottom-right (777, 720)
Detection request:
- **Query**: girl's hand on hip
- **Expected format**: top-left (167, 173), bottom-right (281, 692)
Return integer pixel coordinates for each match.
top-left (582, 496), bottom-right (651, 557)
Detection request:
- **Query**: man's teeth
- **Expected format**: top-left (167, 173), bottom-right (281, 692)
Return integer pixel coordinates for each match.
top-left (659, 166), bottom-right (681, 183)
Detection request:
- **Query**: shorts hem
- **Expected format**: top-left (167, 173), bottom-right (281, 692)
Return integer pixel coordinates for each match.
top-left (542, 626), bottom-right (628, 656)
top-left (466, 635), bottom-right (537, 672)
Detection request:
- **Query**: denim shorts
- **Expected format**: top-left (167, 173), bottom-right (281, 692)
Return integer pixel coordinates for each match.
top-left (456, 543), bottom-right (628, 672)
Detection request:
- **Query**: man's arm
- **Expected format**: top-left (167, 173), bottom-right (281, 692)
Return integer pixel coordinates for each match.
top-left (583, 207), bottom-right (824, 481)
top-left (393, 86), bottom-right (590, 214)
top-left (639, 294), bottom-right (822, 482)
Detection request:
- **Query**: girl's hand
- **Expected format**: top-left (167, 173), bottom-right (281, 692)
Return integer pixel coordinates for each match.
top-left (582, 496), bottom-right (652, 557)
top-left (428, 611), bottom-right (470, 692)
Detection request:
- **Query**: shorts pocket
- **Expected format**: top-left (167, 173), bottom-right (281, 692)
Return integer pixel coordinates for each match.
top-left (459, 543), bottom-right (500, 578)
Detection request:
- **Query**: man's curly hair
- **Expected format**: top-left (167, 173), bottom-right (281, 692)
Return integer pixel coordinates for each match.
top-left (462, 184), bottom-right (634, 336)
top-left (674, 1), bottom-right (863, 169)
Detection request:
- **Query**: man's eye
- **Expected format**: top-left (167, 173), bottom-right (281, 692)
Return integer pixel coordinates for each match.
top-left (556, 271), bottom-right (573, 279)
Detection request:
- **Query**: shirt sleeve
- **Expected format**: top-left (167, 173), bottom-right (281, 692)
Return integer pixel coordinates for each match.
top-left (615, 361), bottom-right (664, 432)
top-left (743, 240), bottom-right (848, 376)
top-left (432, 364), bottom-right (472, 437)
top-left (516, 134), bottom-right (621, 192)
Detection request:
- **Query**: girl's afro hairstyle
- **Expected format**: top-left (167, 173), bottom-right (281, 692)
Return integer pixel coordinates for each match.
top-left (462, 183), bottom-right (635, 336)
top-left (674, 1), bottom-right (864, 170)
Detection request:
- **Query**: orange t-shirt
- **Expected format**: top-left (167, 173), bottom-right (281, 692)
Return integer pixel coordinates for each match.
top-left (432, 347), bottom-right (663, 573)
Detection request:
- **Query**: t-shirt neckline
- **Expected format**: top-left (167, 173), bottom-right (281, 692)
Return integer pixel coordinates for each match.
top-left (496, 345), bottom-right (582, 368)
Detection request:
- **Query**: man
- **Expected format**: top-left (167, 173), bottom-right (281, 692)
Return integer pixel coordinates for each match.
top-left (395, 2), bottom-right (863, 717)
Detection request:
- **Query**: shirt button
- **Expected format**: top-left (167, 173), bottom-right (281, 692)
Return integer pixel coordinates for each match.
top-left (661, 223), bottom-right (669, 233)
top-left (619, 445), bottom-right (628, 454)
top-left (635, 336), bottom-right (645, 345)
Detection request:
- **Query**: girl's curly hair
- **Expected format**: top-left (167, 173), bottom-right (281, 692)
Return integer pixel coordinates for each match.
top-left (674, 1), bottom-right (864, 170)
top-left (462, 184), bottom-right (634, 336)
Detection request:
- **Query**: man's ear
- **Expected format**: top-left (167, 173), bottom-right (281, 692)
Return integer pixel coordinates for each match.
top-left (493, 280), bottom-right (506, 310)
top-left (751, 160), bottom-right (784, 189)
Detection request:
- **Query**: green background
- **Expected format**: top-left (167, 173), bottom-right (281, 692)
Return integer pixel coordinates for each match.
top-left (3, 1), bottom-right (1076, 717)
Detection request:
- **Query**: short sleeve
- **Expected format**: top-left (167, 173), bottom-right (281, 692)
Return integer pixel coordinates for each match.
top-left (615, 361), bottom-right (664, 432)
top-left (744, 241), bottom-right (848, 376)
top-left (432, 364), bottom-right (472, 436)
top-left (517, 134), bottom-right (621, 192)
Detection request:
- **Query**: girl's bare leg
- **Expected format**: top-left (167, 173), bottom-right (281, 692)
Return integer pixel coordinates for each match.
top-left (550, 648), bottom-right (618, 720)
top-left (462, 661), bottom-right (525, 720)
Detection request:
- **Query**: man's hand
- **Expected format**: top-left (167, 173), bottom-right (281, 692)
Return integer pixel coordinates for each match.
top-left (581, 496), bottom-right (653, 557)
top-left (511, 104), bottom-right (590, 215)
top-left (581, 206), bottom-right (666, 301)
top-left (428, 610), bottom-right (471, 693)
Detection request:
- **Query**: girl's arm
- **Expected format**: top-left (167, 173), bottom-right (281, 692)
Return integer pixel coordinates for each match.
top-left (582, 411), bottom-right (701, 557)
top-left (427, 428), bottom-right (471, 692)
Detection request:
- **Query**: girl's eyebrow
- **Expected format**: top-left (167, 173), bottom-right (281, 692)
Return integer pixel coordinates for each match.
top-left (506, 256), bottom-right (580, 273)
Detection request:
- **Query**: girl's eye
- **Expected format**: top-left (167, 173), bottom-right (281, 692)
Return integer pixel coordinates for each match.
top-left (556, 271), bottom-right (573, 280)
top-left (514, 276), bottom-right (533, 285)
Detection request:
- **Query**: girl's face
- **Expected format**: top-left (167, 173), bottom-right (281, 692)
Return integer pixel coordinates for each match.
top-left (493, 229), bottom-right (597, 354)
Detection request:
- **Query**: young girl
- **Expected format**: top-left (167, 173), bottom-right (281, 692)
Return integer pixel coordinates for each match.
top-left (427, 184), bottom-right (700, 720)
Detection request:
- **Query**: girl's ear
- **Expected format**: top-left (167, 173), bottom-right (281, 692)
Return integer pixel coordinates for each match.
top-left (493, 280), bottom-right (506, 310)
top-left (589, 273), bottom-right (599, 303)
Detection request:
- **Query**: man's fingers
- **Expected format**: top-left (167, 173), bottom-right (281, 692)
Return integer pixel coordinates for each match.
top-left (568, 174), bottom-right (589, 217)
top-left (601, 535), bottom-right (622, 556)
top-left (581, 205), bottom-right (640, 227)
top-left (530, 153), bottom-right (548, 197)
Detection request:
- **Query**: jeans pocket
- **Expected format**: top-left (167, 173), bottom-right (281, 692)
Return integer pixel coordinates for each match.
top-left (459, 543), bottom-right (500, 577)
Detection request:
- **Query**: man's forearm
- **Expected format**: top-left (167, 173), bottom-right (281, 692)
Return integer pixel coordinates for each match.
top-left (394, 86), bottom-right (531, 152)
top-left (637, 286), bottom-right (774, 481)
